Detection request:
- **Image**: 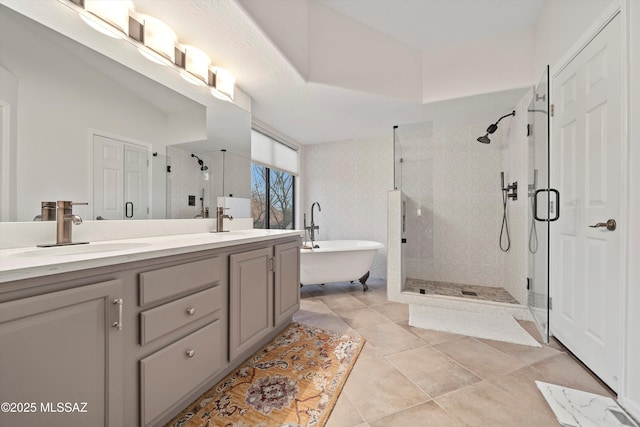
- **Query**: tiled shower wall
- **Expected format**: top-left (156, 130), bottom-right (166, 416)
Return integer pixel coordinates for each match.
top-left (166, 147), bottom-right (251, 220)
top-left (398, 94), bottom-right (531, 304)
top-left (167, 146), bottom-right (215, 219)
top-left (500, 89), bottom-right (533, 304)
top-left (399, 121), bottom-right (507, 290)
top-left (301, 135), bottom-right (393, 279)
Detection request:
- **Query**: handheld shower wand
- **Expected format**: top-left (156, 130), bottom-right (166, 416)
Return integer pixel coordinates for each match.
top-left (500, 172), bottom-right (511, 252)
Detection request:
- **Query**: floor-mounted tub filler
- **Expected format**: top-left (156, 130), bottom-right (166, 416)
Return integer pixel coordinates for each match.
top-left (300, 240), bottom-right (384, 291)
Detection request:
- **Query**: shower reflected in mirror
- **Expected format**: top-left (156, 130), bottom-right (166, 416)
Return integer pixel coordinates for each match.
top-left (477, 110), bottom-right (516, 144)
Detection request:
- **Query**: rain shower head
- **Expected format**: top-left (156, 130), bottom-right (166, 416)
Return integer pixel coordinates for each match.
top-left (191, 154), bottom-right (208, 171)
top-left (476, 110), bottom-right (516, 144)
top-left (477, 135), bottom-right (491, 144)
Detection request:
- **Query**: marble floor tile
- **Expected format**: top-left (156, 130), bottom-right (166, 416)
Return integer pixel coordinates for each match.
top-left (325, 392), bottom-right (365, 427)
top-left (478, 336), bottom-right (562, 365)
top-left (298, 298), bottom-right (333, 315)
top-left (396, 320), bottom-right (466, 345)
top-left (537, 381), bottom-right (638, 427)
top-left (489, 366), bottom-right (562, 417)
top-left (368, 401), bottom-right (459, 427)
top-left (356, 342), bottom-right (382, 362)
top-left (300, 283), bottom-right (349, 297)
top-left (293, 312), bottom-right (354, 334)
top-left (531, 353), bottom-right (616, 398)
top-left (434, 337), bottom-right (527, 379)
top-left (435, 380), bottom-right (557, 427)
top-left (386, 346), bottom-right (481, 397)
top-left (294, 279), bottom-right (621, 427)
top-left (370, 302), bottom-right (409, 322)
top-left (354, 322), bottom-right (425, 356)
top-left (320, 293), bottom-right (367, 311)
top-left (334, 306), bottom-right (391, 330)
top-left (343, 357), bottom-right (430, 421)
top-left (351, 288), bottom-right (391, 306)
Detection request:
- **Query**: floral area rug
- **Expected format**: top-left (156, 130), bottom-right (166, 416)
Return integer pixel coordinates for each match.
top-left (166, 322), bottom-right (365, 427)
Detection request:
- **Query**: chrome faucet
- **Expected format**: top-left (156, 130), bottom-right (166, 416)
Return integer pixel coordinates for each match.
top-left (38, 201), bottom-right (89, 247)
top-left (215, 207), bottom-right (233, 232)
top-left (33, 201), bottom-right (56, 221)
top-left (306, 202), bottom-right (321, 248)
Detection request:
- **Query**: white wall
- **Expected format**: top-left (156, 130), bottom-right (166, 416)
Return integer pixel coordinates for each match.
top-left (422, 28), bottom-right (534, 104)
top-left (623, 0), bottom-right (640, 419)
top-left (534, 0), bottom-right (617, 74)
top-left (301, 134), bottom-right (392, 279)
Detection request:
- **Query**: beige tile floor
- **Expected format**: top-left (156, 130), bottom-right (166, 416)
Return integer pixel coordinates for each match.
top-left (294, 278), bottom-right (615, 427)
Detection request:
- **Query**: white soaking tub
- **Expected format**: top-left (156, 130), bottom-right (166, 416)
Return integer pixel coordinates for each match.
top-left (300, 240), bottom-right (384, 291)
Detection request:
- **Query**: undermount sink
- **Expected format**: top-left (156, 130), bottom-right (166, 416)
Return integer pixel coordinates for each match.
top-left (13, 242), bottom-right (151, 258)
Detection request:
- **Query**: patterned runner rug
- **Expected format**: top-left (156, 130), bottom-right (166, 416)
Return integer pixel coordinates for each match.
top-left (166, 322), bottom-right (365, 427)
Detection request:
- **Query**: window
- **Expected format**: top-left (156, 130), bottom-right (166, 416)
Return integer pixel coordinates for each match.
top-left (251, 164), bottom-right (295, 229)
top-left (251, 128), bottom-right (298, 230)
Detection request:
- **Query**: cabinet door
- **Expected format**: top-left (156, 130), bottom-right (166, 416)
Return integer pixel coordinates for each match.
top-left (274, 240), bottom-right (300, 326)
top-left (0, 280), bottom-right (124, 427)
top-left (229, 247), bottom-right (273, 360)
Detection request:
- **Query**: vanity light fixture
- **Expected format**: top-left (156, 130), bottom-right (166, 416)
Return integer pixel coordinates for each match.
top-left (66, 0), bottom-right (237, 103)
top-left (179, 45), bottom-right (211, 86)
top-left (210, 67), bottom-right (235, 101)
top-left (135, 14), bottom-right (177, 66)
top-left (79, 0), bottom-right (133, 39)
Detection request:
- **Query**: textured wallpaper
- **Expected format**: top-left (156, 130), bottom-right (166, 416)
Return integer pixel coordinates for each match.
top-left (301, 134), bottom-right (394, 279)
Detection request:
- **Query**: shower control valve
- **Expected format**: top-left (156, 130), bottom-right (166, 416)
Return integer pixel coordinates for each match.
top-left (507, 182), bottom-right (518, 201)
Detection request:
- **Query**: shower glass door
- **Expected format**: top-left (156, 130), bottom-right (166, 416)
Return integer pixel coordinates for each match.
top-left (527, 66), bottom-right (551, 342)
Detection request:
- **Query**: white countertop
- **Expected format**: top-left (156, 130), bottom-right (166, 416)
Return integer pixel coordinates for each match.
top-left (0, 229), bottom-right (301, 284)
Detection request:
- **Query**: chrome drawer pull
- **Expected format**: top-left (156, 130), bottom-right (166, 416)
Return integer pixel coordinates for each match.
top-left (186, 349), bottom-right (196, 358)
top-left (186, 307), bottom-right (196, 316)
top-left (112, 298), bottom-right (123, 331)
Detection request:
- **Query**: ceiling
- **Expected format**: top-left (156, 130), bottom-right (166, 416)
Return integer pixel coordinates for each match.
top-left (100, 0), bottom-right (546, 145)
top-left (318, 0), bottom-right (544, 51)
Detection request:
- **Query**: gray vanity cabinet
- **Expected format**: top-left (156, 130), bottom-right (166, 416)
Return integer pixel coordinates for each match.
top-left (229, 246), bottom-right (274, 360)
top-left (0, 279), bottom-right (124, 427)
top-left (229, 241), bottom-right (301, 361)
top-left (0, 234), bottom-right (300, 427)
top-left (274, 240), bottom-right (301, 325)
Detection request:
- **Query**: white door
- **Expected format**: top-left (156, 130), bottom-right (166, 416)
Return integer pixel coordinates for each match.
top-left (551, 13), bottom-right (623, 391)
top-left (123, 145), bottom-right (149, 219)
top-left (93, 134), bottom-right (149, 220)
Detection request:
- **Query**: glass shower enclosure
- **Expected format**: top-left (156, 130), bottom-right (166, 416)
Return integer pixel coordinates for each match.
top-left (527, 66), bottom-right (553, 343)
top-left (393, 82), bottom-right (553, 342)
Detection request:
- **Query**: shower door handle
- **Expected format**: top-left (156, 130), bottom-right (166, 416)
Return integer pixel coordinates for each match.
top-left (533, 189), bottom-right (560, 222)
top-left (125, 202), bottom-right (133, 218)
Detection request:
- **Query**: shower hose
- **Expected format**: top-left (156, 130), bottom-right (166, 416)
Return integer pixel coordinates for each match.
top-left (500, 187), bottom-right (511, 252)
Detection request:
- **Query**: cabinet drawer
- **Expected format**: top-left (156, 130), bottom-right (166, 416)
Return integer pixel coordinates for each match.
top-left (139, 257), bottom-right (220, 306)
top-left (140, 320), bottom-right (223, 426)
top-left (140, 286), bottom-right (222, 345)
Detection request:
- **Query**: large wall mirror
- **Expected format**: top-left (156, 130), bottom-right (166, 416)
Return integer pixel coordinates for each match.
top-left (0, 3), bottom-right (251, 222)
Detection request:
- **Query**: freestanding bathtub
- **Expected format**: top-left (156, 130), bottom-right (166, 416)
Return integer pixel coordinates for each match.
top-left (300, 240), bottom-right (384, 291)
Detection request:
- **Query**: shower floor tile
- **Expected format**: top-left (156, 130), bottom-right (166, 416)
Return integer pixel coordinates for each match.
top-left (404, 278), bottom-right (520, 305)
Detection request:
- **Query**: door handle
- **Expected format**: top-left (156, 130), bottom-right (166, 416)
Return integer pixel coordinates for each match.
top-left (125, 202), bottom-right (133, 218)
top-left (533, 188), bottom-right (560, 222)
top-left (589, 219), bottom-right (616, 231)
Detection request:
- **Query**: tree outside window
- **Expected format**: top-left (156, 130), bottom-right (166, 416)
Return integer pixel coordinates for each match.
top-left (251, 164), bottom-right (294, 229)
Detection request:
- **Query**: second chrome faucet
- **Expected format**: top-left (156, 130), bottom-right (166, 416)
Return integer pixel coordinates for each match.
top-left (37, 201), bottom-right (88, 247)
